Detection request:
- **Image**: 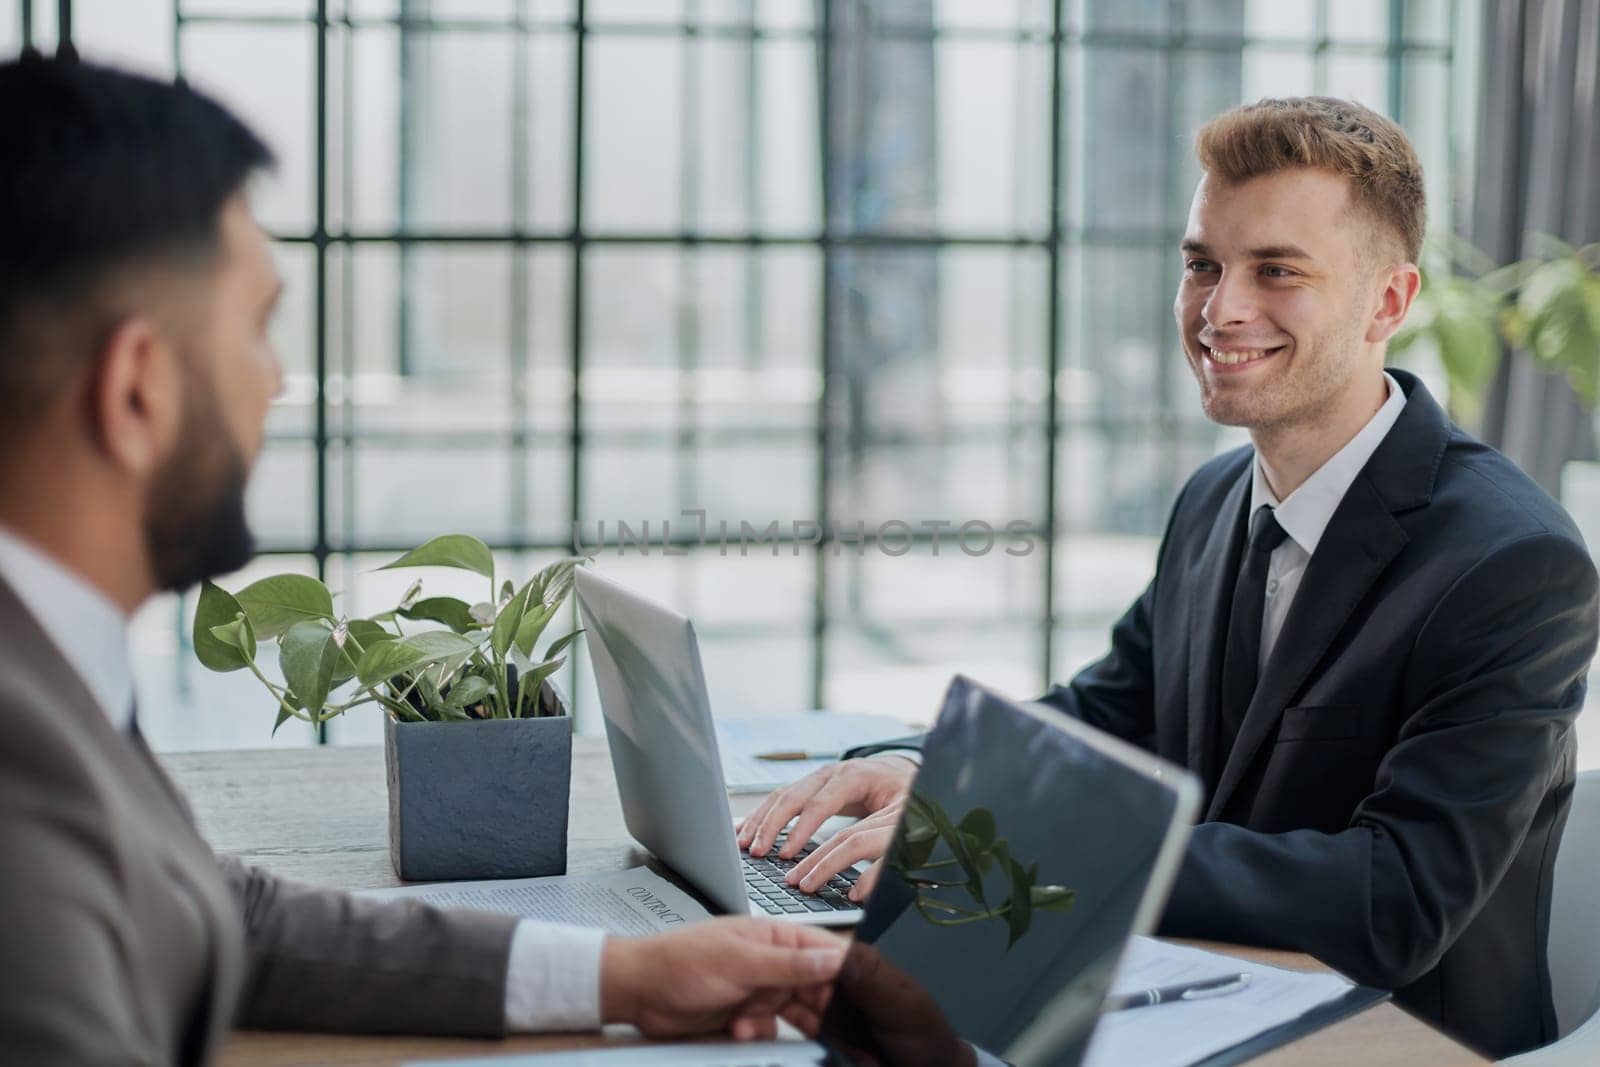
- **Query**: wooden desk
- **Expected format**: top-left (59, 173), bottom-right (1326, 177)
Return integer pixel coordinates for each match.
top-left (161, 742), bottom-right (1489, 1067)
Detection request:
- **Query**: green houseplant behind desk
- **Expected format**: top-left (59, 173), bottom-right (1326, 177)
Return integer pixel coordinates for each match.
top-left (190, 535), bottom-right (586, 880)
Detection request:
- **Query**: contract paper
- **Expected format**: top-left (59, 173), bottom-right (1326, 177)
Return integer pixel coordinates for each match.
top-left (1081, 936), bottom-right (1357, 1067)
top-left (360, 866), bottom-right (712, 937)
top-left (716, 712), bottom-right (913, 793)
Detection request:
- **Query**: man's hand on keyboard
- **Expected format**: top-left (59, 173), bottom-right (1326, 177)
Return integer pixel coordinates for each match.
top-left (783, 803), bottom-right (899, 902)
top-left (599, 917), bottom-right (847, 1041)
top-left (737, 757), bottom-right (916, 862)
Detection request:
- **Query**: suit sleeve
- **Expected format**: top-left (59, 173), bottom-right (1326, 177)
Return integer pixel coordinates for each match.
top-left (0, 764), bottom-right (146, 1064)
top-left (1034, 576), bottom-right (1160, 750)
top-left (221, 857), bottom-right (519, 1036)
top-left (1159, 532), bottom-right (1600, 988)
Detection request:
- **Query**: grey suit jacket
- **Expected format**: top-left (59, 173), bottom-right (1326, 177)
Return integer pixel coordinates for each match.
top-left (0, 577), bottom-right (521, 1065)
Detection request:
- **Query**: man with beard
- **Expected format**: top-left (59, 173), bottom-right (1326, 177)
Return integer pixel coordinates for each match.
top-left (0, 56), bottom-right (846, 1064)
top-left (740, 97), bottom-right (1600, 1058)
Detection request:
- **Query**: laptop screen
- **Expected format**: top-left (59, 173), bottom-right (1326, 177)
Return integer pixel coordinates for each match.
top-left (819, 677), bottom-right (1193, 1067)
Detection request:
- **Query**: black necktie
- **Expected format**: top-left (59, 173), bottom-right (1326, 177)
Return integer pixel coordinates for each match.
top-left (1217, 505), bottom-right (1290, 761)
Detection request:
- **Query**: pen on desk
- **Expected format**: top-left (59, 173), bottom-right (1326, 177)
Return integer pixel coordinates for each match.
top-left (1104, 973), bottom-right (1252, 1012)
top-left (754, 750), bottom-right (843, 761)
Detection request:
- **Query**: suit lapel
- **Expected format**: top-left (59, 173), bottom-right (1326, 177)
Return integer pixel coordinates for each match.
top-left (1186, 462), bottom-right (1253, 795)
top-left (1206, 464), bottom-right (1410, 819)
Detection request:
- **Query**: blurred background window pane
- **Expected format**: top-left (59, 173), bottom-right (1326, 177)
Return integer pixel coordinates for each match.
top-left (182, 24), bottom-right (316, 232)
top-left (13, 0), bottom-right (1477, 749)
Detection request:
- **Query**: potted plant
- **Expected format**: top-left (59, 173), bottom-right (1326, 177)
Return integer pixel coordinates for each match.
top-left (192, 535), bottom-right (586, 881)
top-left (1392, 234), bottom-right (1600, 543)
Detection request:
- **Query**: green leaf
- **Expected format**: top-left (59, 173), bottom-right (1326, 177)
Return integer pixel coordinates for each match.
top-left (399, 596), bottom-right (478, 633)
top-left (539, 628), bottom-right (584, 663)
top-left (1005, 857), bottom-right (1033, 949)
top-left (377, 534), bottom-right (495, 579)
top-left (957, 807), bottom-right (996, 850)
top-left (898, 835), bottom-right (938, 872)
top-left (332, 619), bottom-right (396, 684)
top-left (1031, 885), bottom-right (1076, 912)
top-left (918, 794), bottom-right (987, 907)
top-left (208, 615), bottom-right (257, 664)
top-left (234, 574), bottom-right (335, 639)
top-left (398, 578), bottom-right (423, 611)
top-left (893, 793), bottom-right (941, 870)
top-left (492, 580), bottom-right (539, 658)
top-left (513, 600), bottom-right (560, 659)
top-left (1529, 232), bottom-right (1577, 260)
top-left (194, 581), bottom-right (251, 671)
top-left (532, 557), bottom-right (586, 606)
top-left (355, 630), bottom-right (478, 688)
top-left (964, 836), bottom-right (996, 875)
top-left (1435, 232), bottom-right (1498, 276)
top-left (1479, 258), bottom-right (1541, 296)
top-left (901, 795), bottom-right (936, 841)
top-left (347, 618), bottom-right (396, 647)
top-left (443, 674), bottom-right (492, 709)
top-left (1432, 284), bottom-right (1501, 415)
top-left (516, 657), bottom-right (566, 717)
top-left (1522, 258), bottom-right (1600, 407)
top-left (279, 620), bottom-right (342, 716)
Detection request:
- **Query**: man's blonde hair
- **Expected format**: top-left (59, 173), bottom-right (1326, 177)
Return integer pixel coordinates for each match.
top-left (1193, 96), bottom-right (1426, 264)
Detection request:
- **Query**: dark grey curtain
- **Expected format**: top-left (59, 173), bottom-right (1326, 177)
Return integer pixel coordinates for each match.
top-left (1475, 0), bottom-right (1600, 494)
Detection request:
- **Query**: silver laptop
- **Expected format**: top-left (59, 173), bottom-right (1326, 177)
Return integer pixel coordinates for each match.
top-left (574, 567), bottom-right (864, 927)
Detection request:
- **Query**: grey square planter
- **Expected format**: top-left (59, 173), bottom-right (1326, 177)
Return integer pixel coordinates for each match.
top-left (384, 681), bottom-right (572, 881)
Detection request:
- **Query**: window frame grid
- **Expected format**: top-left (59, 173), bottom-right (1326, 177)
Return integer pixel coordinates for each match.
top-left (142, 0), bottom-right (1457, 739)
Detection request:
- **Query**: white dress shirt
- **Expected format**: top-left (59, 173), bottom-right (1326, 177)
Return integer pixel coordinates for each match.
top-left (0, 525), bottom-right (135, 729)
top-left (1249, 372), bottom-right (1407, 670)
top-left (0, 524), bottom-right (605, 1033)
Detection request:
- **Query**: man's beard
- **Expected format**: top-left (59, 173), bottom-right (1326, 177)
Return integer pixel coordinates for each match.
top-left (143, 372), bottom-right (256, 593)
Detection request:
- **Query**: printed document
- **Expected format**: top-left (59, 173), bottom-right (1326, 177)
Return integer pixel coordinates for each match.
top-left (1082, 936), bottom-right (1357, 1067)
top-left (360, 866), bottom-right (711, 937)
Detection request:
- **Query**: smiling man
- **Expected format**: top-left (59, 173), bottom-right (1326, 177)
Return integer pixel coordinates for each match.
top-left (739, 97), bottom-right (1600, 1058)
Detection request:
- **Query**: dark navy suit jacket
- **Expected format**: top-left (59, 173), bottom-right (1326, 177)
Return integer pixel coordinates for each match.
top-left (1039, 369), bottom-right (1598, 1057)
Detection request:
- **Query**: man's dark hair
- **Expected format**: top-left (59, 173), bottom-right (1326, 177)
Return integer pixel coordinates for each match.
top-left (0, 55), bottom-right (273, 442)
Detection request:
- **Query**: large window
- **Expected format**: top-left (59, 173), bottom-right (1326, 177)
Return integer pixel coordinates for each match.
top-left (5, 1), bottom-right (1478, 750)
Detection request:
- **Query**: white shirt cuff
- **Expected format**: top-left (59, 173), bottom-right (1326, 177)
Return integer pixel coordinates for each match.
top-left (869, 749), bottom-right (922, 766)
top-left (503, 920), bottom-right (607, 1032)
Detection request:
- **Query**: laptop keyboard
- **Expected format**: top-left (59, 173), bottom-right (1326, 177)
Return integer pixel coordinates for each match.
top-left (741, 832), bottom-right (860, 914)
